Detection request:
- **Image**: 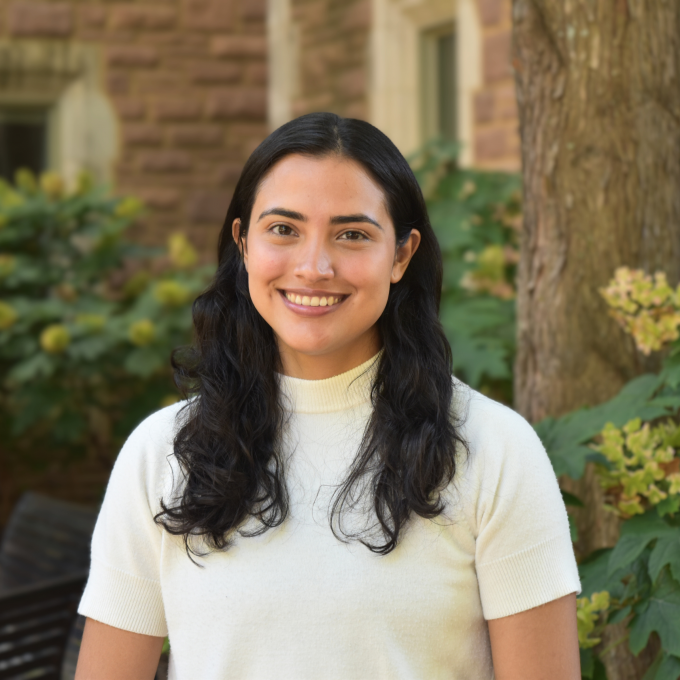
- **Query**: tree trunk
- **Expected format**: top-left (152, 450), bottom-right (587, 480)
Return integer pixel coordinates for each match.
top-left (512, 1), bottom-right (680, 677)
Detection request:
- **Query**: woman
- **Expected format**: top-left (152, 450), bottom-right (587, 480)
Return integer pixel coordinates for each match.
top-left (76, 113), bottom-right (581, 680)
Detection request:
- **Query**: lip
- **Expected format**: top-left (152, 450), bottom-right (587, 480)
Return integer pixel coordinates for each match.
top-left (278, 289), bottom-right (348, 316)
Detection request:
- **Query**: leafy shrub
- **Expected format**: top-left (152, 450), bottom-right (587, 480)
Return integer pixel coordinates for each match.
top-left (0, 170), bottom-right (212, 476)
top-left (537, 268), bottom-right (680, 678)
top-left (412, 141), bottom-right (521, 402)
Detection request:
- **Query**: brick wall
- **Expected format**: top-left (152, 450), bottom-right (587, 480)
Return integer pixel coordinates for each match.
top-left (474, 0), bottom-right (519, 170)
top-left (290, 0), bottom-right (371, 121)
top-left (1, 0), bottom-right (269, 251)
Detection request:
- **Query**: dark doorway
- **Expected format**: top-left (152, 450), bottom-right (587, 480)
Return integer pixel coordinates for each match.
top-left (0, 109), bottom-right (49, 182)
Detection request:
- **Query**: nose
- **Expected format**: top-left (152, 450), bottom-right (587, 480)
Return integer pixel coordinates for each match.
top-left (292, 231), bottom-right (334, 282)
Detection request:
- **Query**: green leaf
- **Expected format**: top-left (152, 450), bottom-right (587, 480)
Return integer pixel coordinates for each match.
top-left (7, 353), bottom-right (56, 382)
top-left (629, 568), bottom-right (680, 657)
top-left (569, 514), bottom-right (579, 542)
top-left (538, 374), bottom-right (670, 480)
top-left (654, 654), bottom-right (680, 680)
top-left (649, 531), bottom-right (680, 584)
top-left (609, 512), bottom-right (676, 577)
top-left (580, 648), bottom-right (594, 678)
top-left (562, 490), bottom-right (585, 507)
top-left (579, 549), bottom-right (623, 599)
top-left (657, 496), bottom-right (680, 518)
top-left (607, 604), bottom-right (632, 625)
top-left (123, 347), bottom-right (165, 377)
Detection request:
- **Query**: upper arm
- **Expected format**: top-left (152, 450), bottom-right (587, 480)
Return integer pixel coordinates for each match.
top-left (488, 593), bottom-right (580, 680)
top-left (75, 618), bottom-right (164, 680)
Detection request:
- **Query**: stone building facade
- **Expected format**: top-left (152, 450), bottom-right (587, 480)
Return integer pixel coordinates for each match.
top-left (1, 0), bottom-right (517, 250)
top-left (0, 0), bottom-right (268, 250)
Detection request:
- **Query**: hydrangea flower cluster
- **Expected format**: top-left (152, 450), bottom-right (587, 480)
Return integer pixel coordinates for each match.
top-left (576, 592), bottom-right (611, 649)
top-left (592, 418), bottom-right (680, 518)
top-left (600, 267), bottom-right (680, 355)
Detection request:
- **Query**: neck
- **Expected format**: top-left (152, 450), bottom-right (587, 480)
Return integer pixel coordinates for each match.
top-left (277, 328), bottom-right (381, 380)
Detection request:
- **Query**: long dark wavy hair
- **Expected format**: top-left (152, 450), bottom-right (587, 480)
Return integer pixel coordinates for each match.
top-left (156, 112), bottom-right (467, 555)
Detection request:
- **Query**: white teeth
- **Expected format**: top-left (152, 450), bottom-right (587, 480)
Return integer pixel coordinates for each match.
top-left (285, 293), bottom-right (342, 307)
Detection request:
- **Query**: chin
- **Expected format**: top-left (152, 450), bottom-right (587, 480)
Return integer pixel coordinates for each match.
top-left (278, 333), bottom-right (344, 358)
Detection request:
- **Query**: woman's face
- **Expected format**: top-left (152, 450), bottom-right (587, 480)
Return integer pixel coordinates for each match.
top-left (234, 154), bottom-right (420, 377)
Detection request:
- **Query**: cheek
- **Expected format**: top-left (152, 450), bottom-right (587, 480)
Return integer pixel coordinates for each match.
top-left (246, 242), bottom-right (288, 294)
top-left (344, 251), bottom-right (393, 296)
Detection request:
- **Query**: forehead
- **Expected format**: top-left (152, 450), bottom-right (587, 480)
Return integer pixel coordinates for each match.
top-left (254, 154), bottom-right (389, 215)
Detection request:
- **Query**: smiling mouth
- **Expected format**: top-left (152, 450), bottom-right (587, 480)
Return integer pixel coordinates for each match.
top-left (282, 292), bottom-right (345, 307)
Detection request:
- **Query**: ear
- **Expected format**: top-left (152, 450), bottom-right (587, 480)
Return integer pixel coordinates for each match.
top-left (391, 229), bottom-right (421, 283)
top-left (232, 218), bottom-right (247, 270)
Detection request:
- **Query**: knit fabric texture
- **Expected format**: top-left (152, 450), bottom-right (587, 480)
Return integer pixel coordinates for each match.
top-left (79, 354), bottom-right (580, 679)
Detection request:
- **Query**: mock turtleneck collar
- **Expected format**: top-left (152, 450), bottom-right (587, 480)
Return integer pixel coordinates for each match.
top-left (278, 352), bottom-right (381, 414)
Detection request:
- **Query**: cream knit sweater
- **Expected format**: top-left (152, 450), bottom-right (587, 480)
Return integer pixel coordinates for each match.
top-left (79, 354), bottom-right (580, 679)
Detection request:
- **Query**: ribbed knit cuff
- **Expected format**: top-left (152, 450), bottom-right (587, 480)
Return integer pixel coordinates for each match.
top-left (78, 558), bottom-right (167, 637)
top-left (477, 531), bottom-right (581, 620)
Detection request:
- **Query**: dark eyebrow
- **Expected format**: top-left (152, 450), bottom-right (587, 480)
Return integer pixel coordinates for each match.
top-left (257, 208), bottom-right (382, 231)
top-left (258, 207), bottom-right (307, 222)
top-left (330, 214), bottom-right (382, 230)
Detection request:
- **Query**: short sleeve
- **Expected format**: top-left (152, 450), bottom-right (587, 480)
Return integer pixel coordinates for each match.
top-left (460, 390), bottom-right (581, 620)
top-left (78, 403), bottom-right (183, 636)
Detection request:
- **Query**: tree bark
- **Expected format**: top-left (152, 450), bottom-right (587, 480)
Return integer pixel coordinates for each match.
top-left (512, 1), bottom-right (680, 677)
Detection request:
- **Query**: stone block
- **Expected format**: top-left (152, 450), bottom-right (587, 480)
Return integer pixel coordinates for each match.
top-left (135, 74), bottom-right (182, 94)
top-left (80, 6), bottom-right (107, 28)
top-left (240, 0), bottom-right (266, 21)
top-left (344, 101), bottom-right (368, 121)
top-left (186, 191), bottom-right (229, 223)
top-left (483, 31), bottom-right (512, 82)
top-left (474, 127), bottom-right (507, 161)
top-left (189, 63), bottom-right (241, 84)
top-left (216, 162), bottom-right (244, 185)
top-left (182, 0), bottom-right (234, 31)
top-left (338, 67), bottom-right (366, 100)
top-left (342, 0), bottom-right (371, 30)
top-left (110, 6), bottom-right (176, 30)
top-left (8, 3), bottom-right (73, 37)
top-left (206, 88), bottom-right (267, 120)
top-left (138, 188), bottom-right (181, 210)
top-left (478, 0), bottom-right (504, 26)
top-left (154, 99), bottom-right (203, 121)
top-left (210, 35), bottom-right (267, 59)
top-left (246, 62), bottom-right (267, 86)
top-left (107, 45), bottom-right (159, 68)
top-left (123, 124), bottom-right (163, 146)
top-left (474, 91), bottom-right (494, 124)
top-left (115, 99), bottom-right (146, 120)
top-left (107, 73), bottom-right (129, 95)
top-left (140, 151), bottom-right (192, 173)
top-left (170, 125), bottom-right (224, 146)
top-left (496, 84), bottom-right (518, 119)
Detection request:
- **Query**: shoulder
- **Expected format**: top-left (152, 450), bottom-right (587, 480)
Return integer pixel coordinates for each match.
top-left (453, 380), bottom-right (545, 466)
top-left (124, 399), bottom-right (191, 451)
top-left (109, 400), bottom-right (193, 508)
top-left (450, 380), bottom-right (562, 525)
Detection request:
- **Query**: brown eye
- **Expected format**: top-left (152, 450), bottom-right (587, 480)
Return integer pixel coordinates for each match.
top-left (340, 230), bottom-right (368, 241)
top-left (272, 224), bottom-right (294, 236)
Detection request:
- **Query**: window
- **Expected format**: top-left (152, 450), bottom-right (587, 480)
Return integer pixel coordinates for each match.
top-left (0, 108), bottom-right (49, 181)
top-left (421, 23), bottom-right (456, 143)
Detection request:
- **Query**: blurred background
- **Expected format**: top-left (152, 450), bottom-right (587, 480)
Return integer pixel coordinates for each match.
top-left (0, 0), bottom-right (520, 522)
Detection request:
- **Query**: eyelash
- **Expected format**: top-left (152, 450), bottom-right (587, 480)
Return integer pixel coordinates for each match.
top-left (338, 230), bottom-right (369, 241)
top-left (270, 224), bottom-right (295, 236)
top-left (269, 225), bottom-right (369, 241)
